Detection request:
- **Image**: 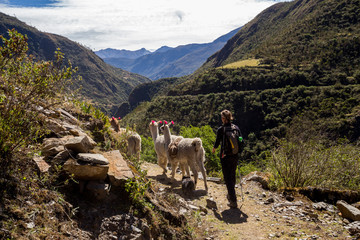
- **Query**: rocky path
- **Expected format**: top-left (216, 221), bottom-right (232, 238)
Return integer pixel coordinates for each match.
top-left (142, 162), bottom-right (353, 240)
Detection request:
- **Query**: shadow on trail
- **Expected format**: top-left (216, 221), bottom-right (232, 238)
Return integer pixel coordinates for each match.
top-left (213, 208), bottom-right (248, 224)
top-left (148, 174), bottom-right (173, 186)
top-left (148, 175), bottom-right (208, 199)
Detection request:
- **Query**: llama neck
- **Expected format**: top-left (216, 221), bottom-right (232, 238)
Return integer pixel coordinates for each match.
top-left (163, 125), bottom-right (171, 144)
top-left (150, 125), bottom-right (159, 142)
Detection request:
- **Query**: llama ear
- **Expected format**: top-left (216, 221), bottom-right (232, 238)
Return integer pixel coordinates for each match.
top-left (158, 120), bottom-right (162, 124)
top-left (171, 121), bottom-right (174, 125)
top-left (164, 120), bottom-right (168, 125)
top-left (151, 120), bottom-right (155, 124)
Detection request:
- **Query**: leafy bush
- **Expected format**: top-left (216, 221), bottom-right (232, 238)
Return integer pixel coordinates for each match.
top-left (140, 136), bottom-right (157, 164)
top-left (270, 138), bottom-right (360, 190)
top-left (269, 116), bottom-right (360, 190)
top-left (0, 29), bottom-right (78, 161)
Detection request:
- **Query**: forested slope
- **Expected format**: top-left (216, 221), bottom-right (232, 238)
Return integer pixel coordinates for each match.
top-left (122, 0), bottom-right (360, 162)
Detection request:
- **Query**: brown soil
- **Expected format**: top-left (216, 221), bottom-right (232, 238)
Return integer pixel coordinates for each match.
top-left (142, 162), bottom-right (352, 240)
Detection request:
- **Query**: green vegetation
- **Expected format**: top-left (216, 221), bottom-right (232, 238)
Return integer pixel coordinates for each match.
top-left (0, 30), bottom-right (188, 239)
top-left (122, 0), bottom-right (360, 191)
top-left (268, 115), bottom-right (360, 190)
top-left (140, 136), bottom-right (157, 164)
top-left (0, 29), bottom-right (80, 239)
top-left (0, 29), bottom-right (79, 163)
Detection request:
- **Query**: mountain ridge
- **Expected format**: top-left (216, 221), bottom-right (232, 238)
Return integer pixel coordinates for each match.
top-left (0, 12), bottom-right (150, 113)
top-left (96, 27), bottom-right (241, 80)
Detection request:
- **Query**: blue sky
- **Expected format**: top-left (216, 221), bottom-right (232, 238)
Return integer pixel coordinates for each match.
top-left (0, 0), bottom-right (291, 51)
top-left (0, 0), bottom-right (58, 7)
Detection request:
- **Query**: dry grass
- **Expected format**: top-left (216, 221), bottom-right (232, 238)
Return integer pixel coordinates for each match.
top-left (219, 59), bottom-right (261, 69)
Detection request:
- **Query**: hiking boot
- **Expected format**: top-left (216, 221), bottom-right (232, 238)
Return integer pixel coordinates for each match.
top-left (228, 201), bottom-right (238, 209)
top-left (228, 200), bottom-right (238, 209)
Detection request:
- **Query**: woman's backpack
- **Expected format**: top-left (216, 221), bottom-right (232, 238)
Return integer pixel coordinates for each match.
top-left (223, 124), bottom-right (244, 156)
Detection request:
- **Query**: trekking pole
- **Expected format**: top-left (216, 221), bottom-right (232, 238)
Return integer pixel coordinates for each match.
top-left (238, 162), bottom-right (244, 202)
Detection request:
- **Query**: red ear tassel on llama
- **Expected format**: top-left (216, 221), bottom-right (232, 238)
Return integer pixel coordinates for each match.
top-left (164, 120), bottom-right (168, 125)
top-left (171, 121), bottom-right (174, 125)
top-left (118, 117), bottom-right (121, 120)
top-left (151, 120), bottom-right (155, 124)
top-left (112, 117), bottom-right (115, 120)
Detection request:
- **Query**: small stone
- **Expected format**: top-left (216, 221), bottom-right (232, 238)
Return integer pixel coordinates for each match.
top-left (206, 198), bottom-right (217, 210)
top-left (264, 197), bottom-right (275, 205)
top-left (26, 222), bottom-right (35, 229)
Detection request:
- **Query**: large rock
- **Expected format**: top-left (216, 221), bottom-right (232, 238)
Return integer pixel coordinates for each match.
top-left (244, 171), bottom-right (272, 190)
top-left (77, 153), bottom-right (109, 165)
top-left (52, 149), bottom-right (74, 163)
top-left (63, 159), bottom-right (108, 181)
top-left (65, 135), bottom-right (95, 153)
top-left (337, 200), bottom-right (360, 221)
top-left (33, 156), bottom-right (50, 173)
top-left (103, 150), bottom-right (134, 186)
top-left (42, 138), bottom-right (66, 157)
top-left (45, 118), bottom-right (66, 135)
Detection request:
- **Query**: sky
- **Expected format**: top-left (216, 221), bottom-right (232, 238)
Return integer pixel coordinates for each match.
top-left (0, 0), bottom-right (291, 51)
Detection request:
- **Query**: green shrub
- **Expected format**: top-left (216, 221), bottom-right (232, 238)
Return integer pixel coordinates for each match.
top-left (0, 29), bottom-right (78, 162)
top-left (269, 138), bottom-right (360, 190)
top-left (140, 136), bottom-right (157, 164)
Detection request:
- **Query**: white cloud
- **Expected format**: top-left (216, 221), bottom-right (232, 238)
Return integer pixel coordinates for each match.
top-left (0, 0), bottom-right (287, 50)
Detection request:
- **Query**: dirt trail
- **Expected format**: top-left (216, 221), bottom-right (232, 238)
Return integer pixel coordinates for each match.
top-left (142, 162), bottom-right (350, 240)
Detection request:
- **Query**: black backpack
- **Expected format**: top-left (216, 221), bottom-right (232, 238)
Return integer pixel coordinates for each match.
top-left (223, 124), bottom-right (244, 156)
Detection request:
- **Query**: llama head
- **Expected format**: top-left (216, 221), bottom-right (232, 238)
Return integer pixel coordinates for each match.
top-left (110, 116), bottom-right (120, 132)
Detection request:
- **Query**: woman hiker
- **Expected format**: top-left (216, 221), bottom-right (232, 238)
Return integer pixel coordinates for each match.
top-left (212, 109), bottom-right (241, 209)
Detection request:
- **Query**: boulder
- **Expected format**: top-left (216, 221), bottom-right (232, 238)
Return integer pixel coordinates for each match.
top-left (62, 124), bottom-right (97, 147)
top-left (337, 200), bottom-right (360, 221)
top-left (77, 153), bottom-right (109, 165)
top-left (63, 159), bottom-right (108, 181)
top-left (42, 138), bottom-right (66, 157)
top-left (45, 118), bottom-right (66, 134)
top-left (103, 150), bottom-right (134, 186)
top-left (33, 156), bottom-right (50, 173)
top-left (65, 135), bottom-right (94, 153)
top-left (244, 171), bottom-right (272, 190)
top-left (42, 145), bottom-right (65, 158)
top-left (353, 202), bottom-right (360, 210)
top-left (52, 149), bottom-right (74, 163)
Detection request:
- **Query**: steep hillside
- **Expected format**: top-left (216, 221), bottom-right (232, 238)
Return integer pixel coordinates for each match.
top-left (0, 12), bottom-right (150, 113)
top-left (122, 0), bottom-right (360, 162)
top-left (97, 27), bottom-right (241, 80)
top-left (201, 0), bottom-right (360, 70)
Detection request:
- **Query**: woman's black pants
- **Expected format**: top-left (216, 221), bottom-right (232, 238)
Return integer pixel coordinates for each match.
top-left (220, 154), bottom-right (238, 203)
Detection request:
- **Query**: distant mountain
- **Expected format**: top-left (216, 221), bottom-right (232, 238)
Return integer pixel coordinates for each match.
top-left (95, 48), bottom-right (151, 59)
top-left (0, 12), bottom-right (150, 114)
top-left (95, 27), bottom-right (241, 80)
